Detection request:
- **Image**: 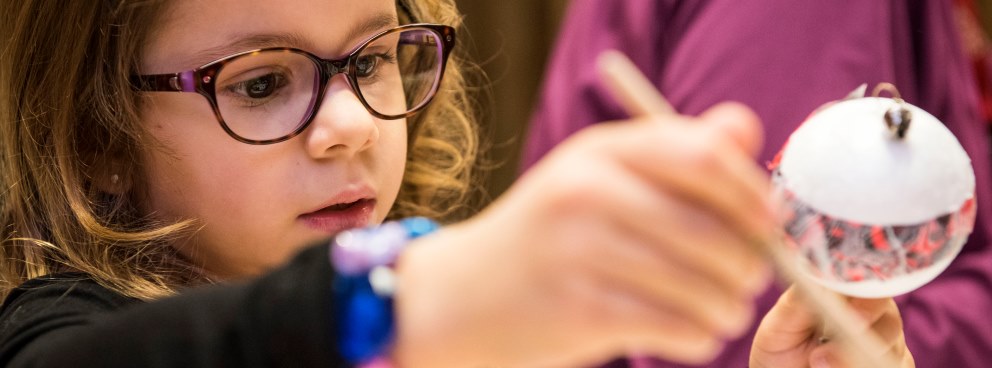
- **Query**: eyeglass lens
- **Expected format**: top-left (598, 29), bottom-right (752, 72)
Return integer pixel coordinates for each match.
top-left (212, 28), bottom-right (443, 141)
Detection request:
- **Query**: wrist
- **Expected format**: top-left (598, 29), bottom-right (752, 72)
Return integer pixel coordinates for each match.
top-left (331, 217), bottom-right (439, 367)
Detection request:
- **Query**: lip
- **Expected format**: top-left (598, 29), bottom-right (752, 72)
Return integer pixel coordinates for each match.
top-left (299, 187), bottom-right (377, 235)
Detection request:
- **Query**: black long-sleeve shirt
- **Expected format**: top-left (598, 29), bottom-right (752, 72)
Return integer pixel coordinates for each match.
top-left (0, 245), bottom-right (350, 367)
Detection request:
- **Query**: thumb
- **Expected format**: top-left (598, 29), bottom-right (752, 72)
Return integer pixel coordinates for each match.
top-left (698, 102), bottom-right (764, 158)
top-left (753, 286), bottom-right (820, 354)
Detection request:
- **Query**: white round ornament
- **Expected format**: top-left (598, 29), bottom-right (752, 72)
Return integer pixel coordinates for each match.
top-left (773, 85), bottom-right (976, 298)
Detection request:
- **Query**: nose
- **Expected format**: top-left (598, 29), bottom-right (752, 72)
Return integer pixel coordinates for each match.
top-left (304, 75), bottom-right (379, 159)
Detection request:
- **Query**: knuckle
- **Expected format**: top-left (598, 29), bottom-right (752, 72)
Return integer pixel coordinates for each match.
top-left (543, 163), bottom-right (609, 214)
top-left (682, 138), bottom-right (722, 172)
top-left (565, 276), bottom-right (617, 327)
top-left (553, 228), bottom-right (597, 268)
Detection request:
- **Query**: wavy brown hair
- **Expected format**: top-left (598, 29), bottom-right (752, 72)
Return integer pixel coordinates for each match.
top-left (0, 0), bottom-right (480, 301)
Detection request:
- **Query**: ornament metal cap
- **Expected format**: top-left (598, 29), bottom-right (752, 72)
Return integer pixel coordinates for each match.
top-left (873, 83), bottom-right (912, 139)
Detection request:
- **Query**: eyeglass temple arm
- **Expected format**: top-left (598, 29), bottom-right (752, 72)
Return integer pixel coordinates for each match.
top-left (397, 26), bottom-right (455, 49)
top-left (398, 33), bottom-right (436, 46)
top-left (131, 70), bottom-right (198, 92)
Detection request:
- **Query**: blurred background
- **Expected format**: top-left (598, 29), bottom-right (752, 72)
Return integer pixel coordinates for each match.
top-left (452, 0), bottom-right (992, 211)
top-left (453, 0), bottom-right (569, 203)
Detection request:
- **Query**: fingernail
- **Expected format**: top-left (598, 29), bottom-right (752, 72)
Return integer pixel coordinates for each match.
top-left (812, 356), bottom-right (831, 368)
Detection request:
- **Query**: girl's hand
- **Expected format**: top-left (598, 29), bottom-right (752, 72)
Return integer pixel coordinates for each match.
top-left (393, 103), bottom-right (775, 367)
top-left (749, 286), bottom-right (915, 368)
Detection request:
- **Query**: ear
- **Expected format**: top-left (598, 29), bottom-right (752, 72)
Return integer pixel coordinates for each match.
top-left (90, 157), bottom-right (130, 196)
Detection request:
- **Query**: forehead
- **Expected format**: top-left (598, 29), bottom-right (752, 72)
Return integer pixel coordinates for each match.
top-left (142, 0), bottom-right (398, 73)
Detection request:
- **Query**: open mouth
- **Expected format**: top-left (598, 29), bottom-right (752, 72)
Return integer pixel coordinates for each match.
top-left (323, 199), bottom-right (366, 211)
top-left (300, 198), bottom-right (377, 234)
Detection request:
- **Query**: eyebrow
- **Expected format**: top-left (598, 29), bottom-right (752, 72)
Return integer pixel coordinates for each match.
top-left (185, 13), bottom-right (400, 68)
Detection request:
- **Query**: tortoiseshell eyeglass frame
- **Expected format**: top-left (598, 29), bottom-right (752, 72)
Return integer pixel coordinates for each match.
top-left (131, 24), bottom-right (456, 145)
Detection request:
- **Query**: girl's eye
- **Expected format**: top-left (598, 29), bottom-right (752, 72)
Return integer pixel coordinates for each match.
top-left (229, 73), bottom-right (286, 99)
top-left (355, 53), bottom-right (396, 78)
top-left (246, 74), bottom-right (277, 98)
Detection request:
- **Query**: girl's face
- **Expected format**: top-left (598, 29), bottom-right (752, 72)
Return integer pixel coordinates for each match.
top-left (138, 0), bottom-right (406, 278)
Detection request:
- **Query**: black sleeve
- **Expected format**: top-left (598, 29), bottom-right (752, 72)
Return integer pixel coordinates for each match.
top-left (0, 244), bottom-right (351, 368)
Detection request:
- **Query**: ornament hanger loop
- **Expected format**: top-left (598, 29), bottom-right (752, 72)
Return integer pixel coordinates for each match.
top-left (873, 83), bottom-right (912, 139)
top-left (872, 82), bottom-right (903, 101)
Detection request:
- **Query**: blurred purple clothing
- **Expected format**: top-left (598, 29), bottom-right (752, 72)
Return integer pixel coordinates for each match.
top-left (523, 0), bottom-right (992, 366)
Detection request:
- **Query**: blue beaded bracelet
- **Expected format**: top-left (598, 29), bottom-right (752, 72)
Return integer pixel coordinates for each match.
top-left (330, 217), bottom-right (439, 366)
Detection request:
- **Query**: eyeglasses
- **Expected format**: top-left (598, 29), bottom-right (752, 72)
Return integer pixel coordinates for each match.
top-left (132, 24), bottom-right (455, 145)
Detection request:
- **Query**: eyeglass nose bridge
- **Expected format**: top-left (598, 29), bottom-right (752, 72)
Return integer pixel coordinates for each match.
top-left (319, 59), bottom-right (351, 80)
top-left (309, 57), bottom-right (370, 122)
top-left (316, 58), bottom-right (362, 99)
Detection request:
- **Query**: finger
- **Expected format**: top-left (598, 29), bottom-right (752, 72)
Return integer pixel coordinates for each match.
top-left (545, 134), bottom-right (772, 298)
top-left (873, 311), bottom-right (907, 356)
top-left (613, 150), bottom-right (771, 295)
top-left (587, 224), bottom-right (756, 338)
top-left (752, 286), bottom-right (820, 354)
top-left (698, 101), bottom-right (764, 158)
top-left (655, 115), bottom-right (776, 289)
top-left (809, 344), bottom-right (843, 368)
top-left (698, 103), bottom-right (770, 213)
top-left (499, 272), bottom-right (722, 368)
top-left (642, 102), bottom-right (771, 233)
top-left (610, 120), bottom-right (776, 244)
top-left (695, 121), bottom-right (777, 240)
top-left (809, 299), bottom-right (905, 368)
top-left (578, 277), bottom-right (725, 365)
top-left (810, 327), bottom-right (905, 368)
top-left (558, 160), bottom-right (760, 337)
top-left (584, 103), bottom-right (775, 244)
top-left (584, 155), bottom-right (771, 298)
top-left (587, 100), bottom-right (773, 243)
top-left (710, 131), bottom-right (777, 235)
top-left (861, 303), bottom-right (906, 358)
top-left (846, 297), bottom-right (897, 326)
top-left (844, 298), bottom-right (903, 350)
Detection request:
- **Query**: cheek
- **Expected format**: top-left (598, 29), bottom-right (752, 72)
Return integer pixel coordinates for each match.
top-left (139, 96), bottom-right (297, 274)
top-left (377, 120), bottom-right (409, 215)
top-left (142, 146), bottom-right (263, 222)
top-left (138, 95), bottom-right (243, 218)
top-left (142, 149), bottom-right (293, 277)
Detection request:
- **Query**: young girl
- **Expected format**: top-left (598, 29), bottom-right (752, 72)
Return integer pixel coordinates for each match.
top-left (0, 0), bottom-right (912, 367)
